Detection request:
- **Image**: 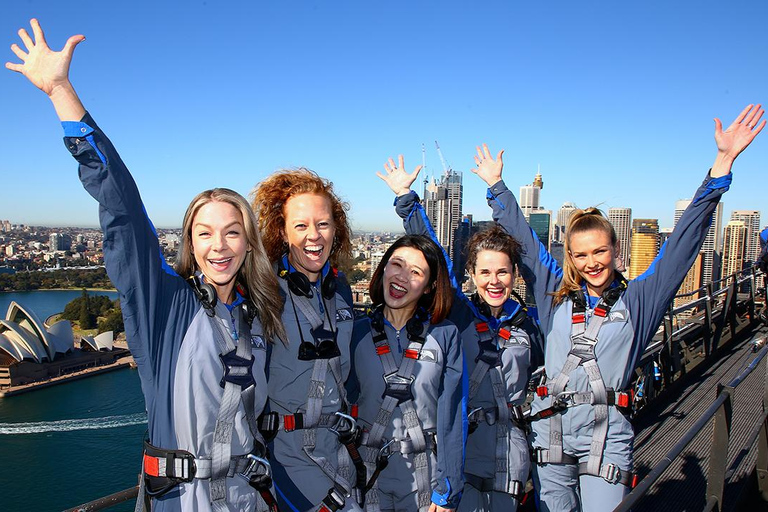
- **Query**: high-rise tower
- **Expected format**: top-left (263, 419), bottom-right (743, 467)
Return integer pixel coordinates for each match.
top-left (609, 207), bottom-right (632, 271)
top-left (519, 169), bottom-right (543, 220)
top-left (556, 202), bottom-right (577, 243)
top-left (722, 220), bottom-right (747, 278)
top-left (629, 219), bottom-right (659, 279)
top-left (730, 210), bottom-right (761, 264)
top-left (675, 200), bottom-right (722, 285)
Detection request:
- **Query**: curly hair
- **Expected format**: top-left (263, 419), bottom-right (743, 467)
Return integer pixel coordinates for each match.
top-left (465, 225), bottom-right (523, 275)
top-left (251, 168), bottom-right (352, 268)
top-left (553, 207), bottom-right (619, 305)
top-left (176, 188), bottom-right (286, 343)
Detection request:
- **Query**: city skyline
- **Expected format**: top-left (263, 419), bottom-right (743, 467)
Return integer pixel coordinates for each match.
top-left (1, 2), bottom-right (767, 232)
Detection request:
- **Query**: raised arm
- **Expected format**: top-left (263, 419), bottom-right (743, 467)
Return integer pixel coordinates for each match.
top-left (627, 104), bottom-right (765, 348)
top-left (7, 20), bottom-right (192, 403)
top-left (474, 144), bottom-right (562, 321)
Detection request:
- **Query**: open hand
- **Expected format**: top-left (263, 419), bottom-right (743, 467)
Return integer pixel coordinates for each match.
top-left (471, 143), bottom-right (504, 187)
top-left (427, 504), bottom-right (454, 512)
top-left (5, 18), bottom-right (84, 97)
top-left (377, 155), bottom-right (422, 196)
top-left (714, 104), bottom-right (765, 161)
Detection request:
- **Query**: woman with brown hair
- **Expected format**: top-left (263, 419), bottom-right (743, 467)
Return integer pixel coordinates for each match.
top-left (252, 170), bottom-right (361, 512)
top-left (472, 103), bottom-right (764, 511)
top-left (379, 157), bottom-right (544, 511)
top-left (348, 235), bottom-right (465, 512)
top-left (8, 19), bottom-right (285, 512)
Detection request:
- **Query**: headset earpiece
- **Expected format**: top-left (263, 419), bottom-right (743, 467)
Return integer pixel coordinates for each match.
top-left (187, 274), bottom-right (217, 313)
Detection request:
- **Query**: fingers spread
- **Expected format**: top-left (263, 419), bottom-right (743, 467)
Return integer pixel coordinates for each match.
top-left (5, 62), bottom-right (23, 73)
top-left (482, 143), bottom-right (491, 159)
top-left (398, 154), bottom-right (404, 170)
top-left (10, 43), bottom-right (27, 62)
top-left (733, 104), bottom-right (754, 126)
top-left (18, 28), bottom-right (33, 52)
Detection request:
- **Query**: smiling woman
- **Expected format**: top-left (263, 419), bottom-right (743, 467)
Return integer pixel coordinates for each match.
top-left (6, 19), bottom-right (286, 512)
top-left (348, 235), bottom-right (465, 512)
top-left (251, 169), bottom-right (361, 512)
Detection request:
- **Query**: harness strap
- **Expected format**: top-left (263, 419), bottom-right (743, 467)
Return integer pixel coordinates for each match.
top-left (531, 449), bottom-right (637, 487)
top-left (464, 473), bottom-right (525, 500)
top-left (364, 308), bottom-right (433, 512)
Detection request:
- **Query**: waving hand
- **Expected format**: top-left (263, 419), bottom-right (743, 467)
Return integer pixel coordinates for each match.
top-left (377, 155), bottom-right (423, 196)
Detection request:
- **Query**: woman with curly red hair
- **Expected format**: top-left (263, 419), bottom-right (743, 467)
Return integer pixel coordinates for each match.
top-left (252, 170), bottom-right (361, 512)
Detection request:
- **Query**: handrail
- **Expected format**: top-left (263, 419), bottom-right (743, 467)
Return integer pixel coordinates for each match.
top-left (614, 343), bottom-right (768, 511)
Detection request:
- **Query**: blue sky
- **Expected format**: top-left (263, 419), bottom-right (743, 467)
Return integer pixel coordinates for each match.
top-left (1, 1), bottom-right (766, 232)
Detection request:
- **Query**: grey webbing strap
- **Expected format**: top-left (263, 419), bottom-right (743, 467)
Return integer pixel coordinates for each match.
top-left (546, 297), bottom-right (612, 467)
top-left (468, 321), bottom-right (517, 495)
top-left (279, 279), bottom-right (353, 500)
top-left (366, 320), bottom-right (432, 512)
top-left (208, 306), bottom-right (251, 511)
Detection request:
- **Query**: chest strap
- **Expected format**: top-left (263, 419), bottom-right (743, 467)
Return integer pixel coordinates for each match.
top-left (363, 307), bottom-right (433, 512)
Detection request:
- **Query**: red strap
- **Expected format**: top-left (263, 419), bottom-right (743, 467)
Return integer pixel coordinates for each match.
top-left (631, 474), bottom-right (639, 488)
top-left (143, 454), bottom-right (160, 477)
top-left (284, 414), bottom-right (296, 432)
top-left (318, 507), bottom-right (331, 512)
top-left (476, 322), bottom-right (490, 333)
top-left (572, 313), bottom-right (586, 323)
top-left (617, 392), bottom-right (630, 408)
top-left (594, 307), bottom-right (607, 317)
top-left (350, 404), bottom-right (358, 418)
top-left (375, 345), bottom-right (391, 355)
top-left (536, 386), bottom-right (549, 398)
top-left (404, 349), bottom-right (419, 359)
top-left (498, 328), bottom-right (511, 340)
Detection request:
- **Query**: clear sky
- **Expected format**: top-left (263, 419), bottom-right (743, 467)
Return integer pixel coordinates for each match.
top-left (1, 1), bottom-right (766, 232)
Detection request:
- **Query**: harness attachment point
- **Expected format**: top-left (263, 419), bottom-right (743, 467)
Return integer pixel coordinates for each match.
top-left (218, 349), bottom-right (256, 390)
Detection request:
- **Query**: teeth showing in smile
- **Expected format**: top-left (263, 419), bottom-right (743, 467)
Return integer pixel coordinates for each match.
top-left (391, 284), bottom-right (407, 293)
top-left (209, 258), bottom-right (232, 265)
top-left (304, 245), bottom-right (323, 256)
top-left (587, 268), bottom-right (603, 276)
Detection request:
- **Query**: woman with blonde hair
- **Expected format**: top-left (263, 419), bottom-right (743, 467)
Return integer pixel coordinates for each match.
top-left (252, 170), bottom-right (361, 511)
top-left (8, 20), bottom-right (285, 512)
top-left (471, 104), bottom-right (764, 512)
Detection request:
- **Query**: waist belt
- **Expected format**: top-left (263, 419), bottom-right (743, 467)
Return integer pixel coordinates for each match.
top-left (531, 448), bottom-right (638, 487)
top-left (527, 386), bottom-right (633, 423)
top-left (465, 473), bottom-right (525, 500)
top-left (360, 430), bottom-right (437, 457)
top-left (467, 403), bottom-right (526, 433)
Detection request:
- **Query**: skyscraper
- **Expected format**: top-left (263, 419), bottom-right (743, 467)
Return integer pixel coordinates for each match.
top-left (629, 219), bottom-right (659, 279)
top-left (608, 207), bottom-right (632, 271)
top-left (422, 169), bottom-right (463, 269)
top-left (675, 199), bottom-right (722, 286)
top-left (556, 202), bottom-right (577, 243)
top-left (519, 170), bottom-right (543, 220)
top-left (730, 210), bottom-right (761, 264)
top-left (529, 211), bottom-right (552, 252)
top-left (721, 220), bottom-right (747, 278)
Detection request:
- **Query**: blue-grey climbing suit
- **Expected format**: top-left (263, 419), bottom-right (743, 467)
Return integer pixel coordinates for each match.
top-left (62, 114), bottom-right (275, 512)
top-left (394, 192), bottom-right (544, 511)
top-left (266, 262), bottom-right (363, 512)
top-left (487, 173), bottom-right (732, 512)
top-left (349, 308), bottom-right (467, 511)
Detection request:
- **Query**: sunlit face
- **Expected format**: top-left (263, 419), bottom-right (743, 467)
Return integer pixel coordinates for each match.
top-left (382, 247), bottom-right (431, 316)
top-left (568, 228), bottom-right (618, 297)
top-left (470, 250), bottom-right (515, 317)
top-left (283, 193), bottom-right (336, 282)
top-left (191, 201), bottom-right (249, 303)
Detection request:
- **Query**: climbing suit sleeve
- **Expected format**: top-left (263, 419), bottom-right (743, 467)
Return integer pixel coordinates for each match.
top-left (626, 171), bottom-right (732, 351)
top-left (431, 324), bottom-right (467, 509)
top-left (487, 180), bottom-right (563, 333)
top-left (758, 227), bottom-right (768, 273)
top-left (61, 113), bottom-right (191, 405)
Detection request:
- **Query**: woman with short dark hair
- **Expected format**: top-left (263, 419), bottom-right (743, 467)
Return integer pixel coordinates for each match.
top-left (349, 234), bottom-right (466, 512)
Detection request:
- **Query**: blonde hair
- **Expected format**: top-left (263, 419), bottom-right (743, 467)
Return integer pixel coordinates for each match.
top-left (176, 188), bottom-right (286, 343)
top-left (553, 207), bottom-right (619, 305)
top-left (251, 168), bottom-right (352, 268)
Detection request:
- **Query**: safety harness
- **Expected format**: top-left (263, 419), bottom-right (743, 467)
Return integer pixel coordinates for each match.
top-left (465, 302), bottom-right (530, 500)
top-left (265, 264), bottom-right (361, 511)
top-left (530, 280), bottom-right (638, 487)
top-left (361, 306), bottom-right (435, 512)
top-left (137, 281), bottom-right (278, 512)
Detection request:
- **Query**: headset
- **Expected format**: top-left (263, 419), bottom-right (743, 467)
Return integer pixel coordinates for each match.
top-left (187, 273), bottom-right (217, 315)
top-left (278, 255), bottom-right (337, 300)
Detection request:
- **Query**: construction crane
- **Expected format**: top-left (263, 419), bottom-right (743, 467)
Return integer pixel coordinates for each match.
top-left (435, 140), bottom-right (452, 176)
top-left (422, 143), bottom-right (428, 198)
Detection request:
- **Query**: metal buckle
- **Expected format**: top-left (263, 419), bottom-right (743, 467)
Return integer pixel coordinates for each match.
top-left (602, 463), bottom-right (621, 484)
top-left (382, 372), bottom-right (414, 404)
top-left (330, 411), bottom-right (359, 440)
top-left (554, 390), bottom-right (577, 405)
top-left (378, 438), bottom-right (396, 461)
top-left (239, 454), bottom-right (272, 481)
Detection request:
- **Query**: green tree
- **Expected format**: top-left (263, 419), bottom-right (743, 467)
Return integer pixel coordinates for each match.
top-left (78, 289), bottom-right (97, 330)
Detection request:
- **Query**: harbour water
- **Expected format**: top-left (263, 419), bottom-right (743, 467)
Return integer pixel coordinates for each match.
top-left (0, 290), bottom-right (146, 511)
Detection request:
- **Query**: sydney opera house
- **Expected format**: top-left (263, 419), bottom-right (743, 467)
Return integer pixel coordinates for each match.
top-left (0, 301), bottom-right (128, 388)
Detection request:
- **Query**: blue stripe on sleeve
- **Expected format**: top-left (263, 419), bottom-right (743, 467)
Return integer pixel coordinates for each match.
top-left (693, 174), bottom-right (732, 205)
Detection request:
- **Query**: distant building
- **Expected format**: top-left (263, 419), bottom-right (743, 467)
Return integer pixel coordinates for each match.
top-left (556, 202), bottom-right (578, 243)
top-left (730, 210), bottom-right (761, 265)
top-left (721, 220), bottom-right (747, 279)
top-left (529, 211), bottom-right (552, 252)
top-left (0, 301), bottom-right (124, 388)
top-left (674, 252), bottom-right (704, 317)
top-left (630, 219), bottom-right (659, 279)
top-left (423, 169), bottom-right (463, 271)
top-left (609, 207), bottom-right (632, 271)
top-left (519, 170), bottom-right (543, 220)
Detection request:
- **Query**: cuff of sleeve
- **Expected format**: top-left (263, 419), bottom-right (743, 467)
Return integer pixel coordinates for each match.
top-left (694, 170), bottom-right (732, 205)
top-left (61, 120), bottom-right (94, 138)
top-left (431, 478), bottom-right (460, 509)
top-left (760, 228), bottom-right (768, 244)
top-left (488, 179), bottom-right (509, 196)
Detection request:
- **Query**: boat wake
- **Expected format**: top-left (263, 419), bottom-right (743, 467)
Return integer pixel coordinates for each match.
top-left (0, 412), bottom-right (147, 434)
